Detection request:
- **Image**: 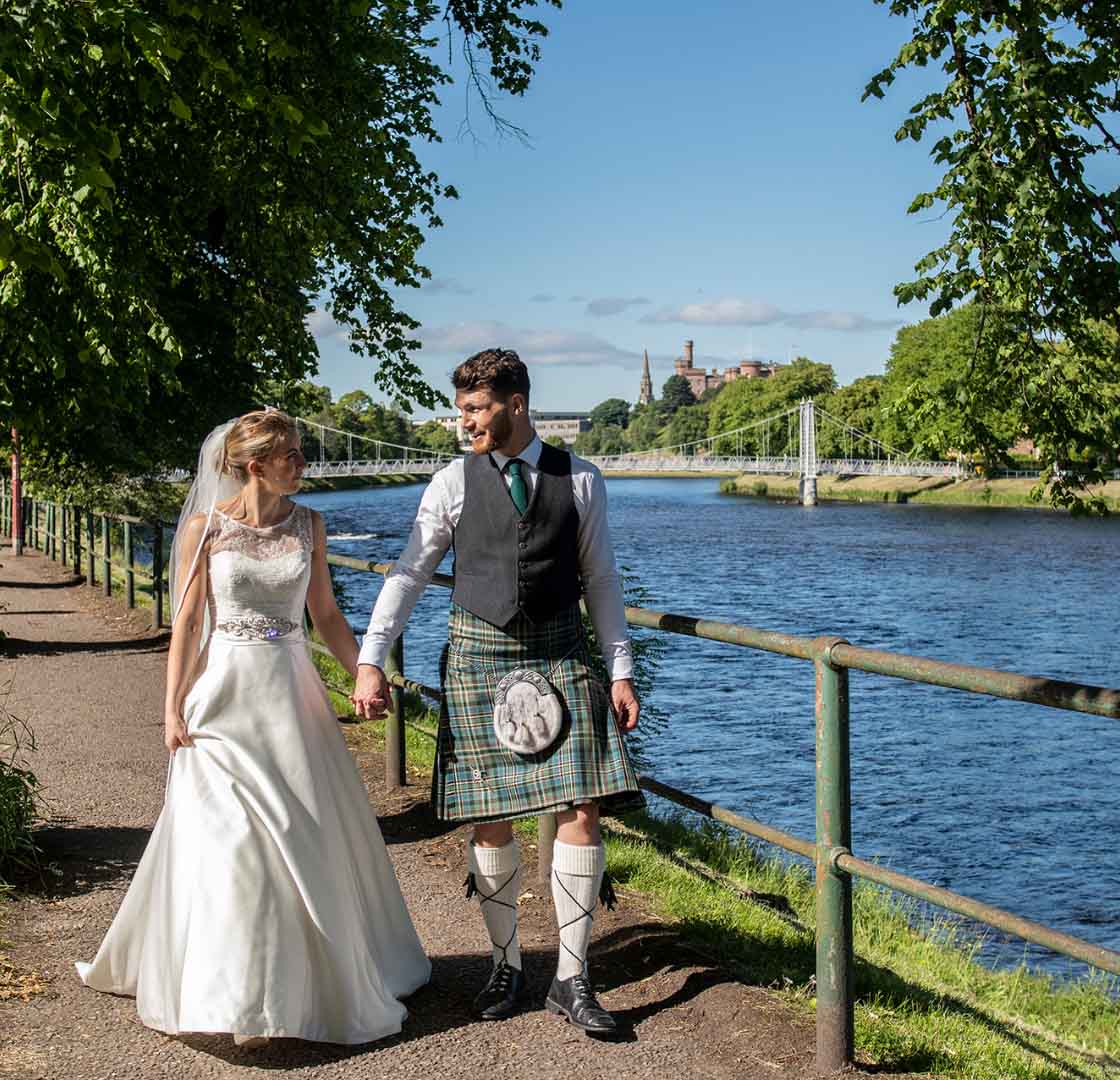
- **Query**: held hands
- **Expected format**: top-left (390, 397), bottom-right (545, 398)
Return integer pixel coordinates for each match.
top-left (610, 678), bottom-right (640, 732)
top-left (351, 664), bottom-right (391, 721)
top-left (164, 708), bottom-right (193, 754)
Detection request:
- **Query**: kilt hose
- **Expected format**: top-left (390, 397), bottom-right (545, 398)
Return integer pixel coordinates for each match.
top-left (432, 603), bottom-right (644, 824)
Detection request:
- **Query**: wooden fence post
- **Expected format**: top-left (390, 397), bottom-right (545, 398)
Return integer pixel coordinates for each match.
top-left (85, 510), bottom-right (96, 586)
top-left (102, 515), bottom-right (112, 597)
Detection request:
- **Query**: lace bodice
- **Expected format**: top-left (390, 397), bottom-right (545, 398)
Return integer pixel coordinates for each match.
top-left (207, 503), bottom-right (312, 639)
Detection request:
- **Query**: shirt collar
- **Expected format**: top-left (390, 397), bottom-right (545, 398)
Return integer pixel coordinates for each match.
top-left (491, 433), bottom-right (542, 471)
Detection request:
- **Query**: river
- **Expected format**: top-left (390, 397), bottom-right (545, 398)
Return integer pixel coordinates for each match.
top-left (298, 477), bottom-right (1120, 979)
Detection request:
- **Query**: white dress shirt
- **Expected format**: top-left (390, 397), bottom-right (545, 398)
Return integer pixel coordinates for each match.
top-left (358, 434), bottom-right (633, 680)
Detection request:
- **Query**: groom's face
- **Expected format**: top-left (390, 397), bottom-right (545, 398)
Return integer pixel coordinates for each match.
top-left (456, 387), bottom-right (516, 455)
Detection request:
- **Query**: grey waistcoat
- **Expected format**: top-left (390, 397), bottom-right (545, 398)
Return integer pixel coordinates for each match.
top-left (452, 442), bottom-right (582, 627)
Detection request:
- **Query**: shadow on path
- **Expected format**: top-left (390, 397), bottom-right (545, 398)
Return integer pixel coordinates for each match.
top-left (1, 635), bottom-right (167, 658)
top-left (0, 577), bottom-right (82, 590)
top-left (12, 825), bottom-right (151, 899)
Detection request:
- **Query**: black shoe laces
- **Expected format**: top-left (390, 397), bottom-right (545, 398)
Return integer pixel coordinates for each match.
top-left (487, 962), bottom-right (517, 995)
top-left (570, 973), bottom-right (603, 1011)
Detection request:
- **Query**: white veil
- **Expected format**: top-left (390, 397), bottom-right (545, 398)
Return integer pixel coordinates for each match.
top-left (168, 419), bottom-right (240, 652)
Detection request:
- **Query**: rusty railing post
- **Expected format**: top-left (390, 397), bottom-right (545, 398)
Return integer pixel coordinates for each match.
top-left (124, 520), bottom-right (135, 608)
top-left (10, 427), bottom-right (21, 556)
top-left (72, 506), bottom-right (81, 577)
top-left (85, 509), bottom-right (96, 586)
top-left (814, 635), bottom-right (854, 1073)
top-left (102, 515), bottom-right (112, 597)
top-left (151, 521), bottom-right (164, 630)
top-left (384, 634), bottom-right (406, 789)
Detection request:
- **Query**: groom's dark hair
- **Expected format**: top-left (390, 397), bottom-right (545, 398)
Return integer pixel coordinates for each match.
top-left (452, 349), bottom-right (530, 403)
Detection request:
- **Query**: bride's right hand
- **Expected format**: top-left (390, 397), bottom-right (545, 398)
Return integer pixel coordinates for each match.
top-left (164, 709), bottom-right (194, 754)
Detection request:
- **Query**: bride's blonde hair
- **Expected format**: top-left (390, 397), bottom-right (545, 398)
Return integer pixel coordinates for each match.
top-left (221, 409), bottom-right (300, 484)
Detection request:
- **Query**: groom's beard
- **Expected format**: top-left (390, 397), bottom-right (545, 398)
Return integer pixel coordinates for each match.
top-left (469, 409), bottom-right (513, 455)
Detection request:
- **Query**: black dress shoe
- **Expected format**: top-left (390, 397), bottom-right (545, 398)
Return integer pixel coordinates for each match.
top-left (473, 961), bottom-right (525, 1020)
top-left (545, 973), bottom-right (619, 1036)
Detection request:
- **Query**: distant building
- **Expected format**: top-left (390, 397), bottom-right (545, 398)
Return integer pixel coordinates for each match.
top-left (638, 350), bottom-right (653, 406)
top-left (673, 339), bottom-right (780, 399)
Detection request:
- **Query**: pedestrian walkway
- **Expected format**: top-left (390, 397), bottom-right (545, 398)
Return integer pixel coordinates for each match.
top-left (0, 548), bottom-right (850, 1080)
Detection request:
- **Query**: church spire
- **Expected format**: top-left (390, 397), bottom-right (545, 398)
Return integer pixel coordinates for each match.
top-left (638, 349), bottom-right (653, 405)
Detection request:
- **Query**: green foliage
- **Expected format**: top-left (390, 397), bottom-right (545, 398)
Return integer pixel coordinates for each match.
top-left (0, 698), bottom-right (41, 882)
top-left (877, 305), bottom-right (1020, 464)
top-left (707, 358), bottom-right (836, 454)
top-left (573, 423), bottom-right (627, 456)
top-left (865, 0), bottom-right (1120, 511)
top-left (624, 401), bottom-right (669, 451)
top-left (542, 434), bottom-right (566, 449)
top-left (412, 420), bottom-right (461, 457)
top-left (662, 401), bottom-right (709, 453)
top-left (0, 0), bottom-right (560, 482)
top-left (589, 397), bottom-right (630, 430)
top-left (660, 374), bottom-right (697, 415)
top-left (817, 376), bottom-right (886, 458)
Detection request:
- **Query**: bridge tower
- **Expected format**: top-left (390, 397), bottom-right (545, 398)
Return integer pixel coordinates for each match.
top-left (799, 399), bottom-right (817, 506)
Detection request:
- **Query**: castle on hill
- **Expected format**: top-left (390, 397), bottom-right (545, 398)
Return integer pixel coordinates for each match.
top-left (638, 340), bottom-right (779, 404)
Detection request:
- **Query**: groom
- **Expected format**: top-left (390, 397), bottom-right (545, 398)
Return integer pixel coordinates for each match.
top-left (352, 348), bottom-right (642, 1035)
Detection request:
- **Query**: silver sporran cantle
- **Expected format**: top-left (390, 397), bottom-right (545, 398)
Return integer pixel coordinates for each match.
top-left (493, 668), bottom-right (564, 754)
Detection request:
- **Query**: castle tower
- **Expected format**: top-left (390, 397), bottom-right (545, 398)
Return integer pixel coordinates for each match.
top-left (638, 349), bottom-right (653, 405)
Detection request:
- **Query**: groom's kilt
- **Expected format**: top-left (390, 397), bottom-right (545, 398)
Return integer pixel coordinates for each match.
top-left (432, 603), bottom-right (644, 824)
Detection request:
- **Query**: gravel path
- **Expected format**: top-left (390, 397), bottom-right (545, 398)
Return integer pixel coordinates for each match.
top-left (0, 547), bottom-right (865, 1079)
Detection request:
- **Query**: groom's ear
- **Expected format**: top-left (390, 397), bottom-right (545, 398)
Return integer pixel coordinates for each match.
top-left (510, 392), bottom-right (527, 416)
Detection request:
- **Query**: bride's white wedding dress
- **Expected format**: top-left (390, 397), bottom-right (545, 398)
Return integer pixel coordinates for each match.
top-left (77, 504), bottom-right (430, 1043)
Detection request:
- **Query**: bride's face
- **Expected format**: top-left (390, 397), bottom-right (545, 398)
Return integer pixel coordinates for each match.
top-left (250, 433), bottom-right (306, 495)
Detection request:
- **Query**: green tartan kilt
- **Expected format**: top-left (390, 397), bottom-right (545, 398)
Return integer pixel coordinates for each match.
top-left (432, 603), bottom-right (644, 824)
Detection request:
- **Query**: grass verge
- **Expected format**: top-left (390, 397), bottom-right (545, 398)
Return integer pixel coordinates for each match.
top-left (721, 474), bottom-right (1120, 511)
top-left (313, 646), bottom-right (1119, 1079)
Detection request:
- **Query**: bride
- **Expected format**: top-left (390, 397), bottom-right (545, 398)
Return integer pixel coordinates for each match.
top-left (77, 410), bottom-right (430, 1046)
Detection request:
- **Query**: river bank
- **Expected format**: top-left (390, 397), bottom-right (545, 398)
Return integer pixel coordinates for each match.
top-left (720, 472), bottom-right (1120, 510)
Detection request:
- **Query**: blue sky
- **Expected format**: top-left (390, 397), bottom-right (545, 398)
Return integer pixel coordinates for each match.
top-left (312, 1), bottom-right (949, 417)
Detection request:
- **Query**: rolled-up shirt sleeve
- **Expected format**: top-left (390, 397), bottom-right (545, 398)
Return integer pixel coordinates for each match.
top-left (357, 466), bottom-right (458, 670)
top-left (573, 461), bottom-right (634, 681)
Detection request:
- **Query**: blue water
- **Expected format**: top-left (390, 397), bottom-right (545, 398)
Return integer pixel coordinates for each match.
top-left (299, 478), bottom-right (1120, 978)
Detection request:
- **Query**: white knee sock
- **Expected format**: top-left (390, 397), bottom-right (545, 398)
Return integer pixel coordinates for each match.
top-left (468, 840), bottom-right (522, 971)
top-left (551, 840), bottom-right (605, 981)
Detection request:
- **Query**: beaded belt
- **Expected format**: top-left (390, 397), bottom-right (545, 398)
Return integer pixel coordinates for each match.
top-left (213, 616), bottom-right (300, 641)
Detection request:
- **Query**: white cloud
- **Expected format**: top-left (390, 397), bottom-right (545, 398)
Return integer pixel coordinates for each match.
top-left (530, 292), bottom-right (556, 303)
top-left (306, 308), bottom-right (349, 341)
top-left (785, 310), bottom-right (901, 332)
top-left (423, 276), bottom-right (474, 296)
top-left (586, 296), bottom-right (651, 317)
top-left (642, 297), bottom-right (784, 326)
top-left (642, 296), bottom-right (899, 333)
top-left (416, 320), bottom-right (643, 368)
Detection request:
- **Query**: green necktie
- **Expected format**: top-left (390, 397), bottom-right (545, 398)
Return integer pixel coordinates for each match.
top-left (506, 458), bottom-right (529, 515)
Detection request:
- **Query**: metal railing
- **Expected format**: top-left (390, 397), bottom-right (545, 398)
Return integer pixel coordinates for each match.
top-left (1, 489), bottom-right (173, 629)
top-left (5, 489), bottom-right (1118, 1071)
top-left (320, 551), bottom-right (1120, 1074)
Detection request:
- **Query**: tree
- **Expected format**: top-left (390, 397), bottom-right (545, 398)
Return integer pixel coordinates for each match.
top-left (0, 1), bottom-right (560, 483)
top-left (413, 420), bottom-right (462, 457)
top-left (707, 358), bottom-right (835, 455)
top-left (865, 1), bottom-right (1120, 510)
top-left (624, 402), bottom-right (668, 452)
top-left (573, 425), bottom-right (627, 456)
top-left (878, 306), bottom-right (1037, 465)
top-left (662, 403), bottom-right (709, 455)
top-left (817, 376), bottom-right (886, 458)
top-left (660, 375), bottom-right (697, 415)
top-left (589, 398), bottom-right (630, 430)
top-left (543, 434), bottom-right (567, 449)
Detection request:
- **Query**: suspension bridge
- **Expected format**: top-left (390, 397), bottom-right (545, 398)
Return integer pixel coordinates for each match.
top-left (294, 403), bottom-right (962, 504)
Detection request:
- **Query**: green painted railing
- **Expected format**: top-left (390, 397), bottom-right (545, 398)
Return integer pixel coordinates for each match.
top-left (2, 489), bottom-right (173, 630)
top-left (320, 551), bottom-right (1120, 1074)
top-left (5, 489), bottom-right (1118, 1072)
